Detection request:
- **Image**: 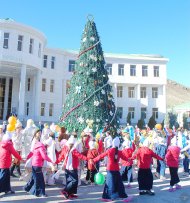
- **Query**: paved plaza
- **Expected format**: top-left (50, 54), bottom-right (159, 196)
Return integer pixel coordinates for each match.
top-left (0, 167), bottom-right (190, 203)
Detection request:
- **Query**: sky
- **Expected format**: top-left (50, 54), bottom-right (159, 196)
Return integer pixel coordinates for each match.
top-left (0, 0), bottom-right (189, 87)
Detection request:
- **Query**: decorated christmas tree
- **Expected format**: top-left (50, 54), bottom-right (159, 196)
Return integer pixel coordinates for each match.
top-left (59, 16), bottom-right (119, 135)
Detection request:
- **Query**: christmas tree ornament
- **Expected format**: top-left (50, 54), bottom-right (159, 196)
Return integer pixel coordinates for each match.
top-left (82, 37), bottom-right (87, 42)
top-left (92, 67), bottom-right (97, 72)
top-left (101, 89), bottom-right (105, 94)
top-left (94, 101), bottom-right (100, 106)
top-left (89, 55), bottom-right (97, 61)
top-left (86, 119), bottom-right (94, 128)
top-left (78, 117), bottom-right (84, 124)
top-left (75, 86), bottom-right (81, 94)
top-left (110, 111), bottom-right (113, 116)
top-left (80, 62), bottom-right (84, 67)
top-left (90, 36), bottom-right (95, 41)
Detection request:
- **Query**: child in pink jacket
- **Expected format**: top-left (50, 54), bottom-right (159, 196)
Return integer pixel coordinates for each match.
top-left (24, 129), bottom-right (53, 197)
top-left (0, 132), bottom-right (22, 194)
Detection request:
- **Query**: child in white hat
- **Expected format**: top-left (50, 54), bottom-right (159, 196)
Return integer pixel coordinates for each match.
top-left (11, 121), bottom-right (23, 177)
top-left (55, 135), bottom-right (88, 199)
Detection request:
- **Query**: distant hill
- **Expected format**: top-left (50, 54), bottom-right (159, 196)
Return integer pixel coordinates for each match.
top-left (166, 79), bottom-right (190, 108)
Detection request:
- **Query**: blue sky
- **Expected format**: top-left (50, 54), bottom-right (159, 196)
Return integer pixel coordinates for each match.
top-left (1, 0), bottom-right (189, 87)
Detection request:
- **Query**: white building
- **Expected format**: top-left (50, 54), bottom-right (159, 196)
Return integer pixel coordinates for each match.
top-left (171, 102), bottom-right (190, 128)
top-left (0, 19), bottom-right (169, 125)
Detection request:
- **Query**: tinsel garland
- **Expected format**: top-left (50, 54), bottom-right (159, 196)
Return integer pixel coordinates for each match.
top-left (78, 41), bottom-right (100, 58)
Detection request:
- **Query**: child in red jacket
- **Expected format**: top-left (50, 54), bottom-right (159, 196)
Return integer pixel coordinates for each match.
top-left (86, 140), bottom-right (99, 184)
top-left (132, 139), bottom-right (163, 196)
top-left (92, 136), bottom-right (132, 202)
top-left (120, 139), bottom-right (135, 188)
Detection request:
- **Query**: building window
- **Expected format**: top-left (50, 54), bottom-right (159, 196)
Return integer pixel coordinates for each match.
top-left (50, 80), bottom-right (54, 93)
top-left (66, 80), bottom-right (71, 94)
top-left (152, 87), bottom-right (158, 98)
top-left (117, 107), bottom-right (123, 119)
top-left (141, 107), bottom-right (147, 119)
top-left (27, 78), bottom-right (30, 91)
top-left (154, 66), bottom-right (159, 77)
top-left (40, 103), bottom-right (45, 116)
top-left (117, 86), bottom-right (123, 98)
top-left (130, 65), bottom-right (136, 76)
top-left (142, 65), bottom-right (148, 77)
top-left (42, 79), bottom-right (46, 92)
top-left (105, 63), bottom-right (112, 75)
top-left (3, 32), bottom-right (9, 49)
top-left (118, 64), bottom-right (124, 76)
top-left (49, 103), bottom-right (53, 116)
top-left (69, 60), bottom-right (75, 72)
top-left (29, 38), bottom-right (34, 54)
top-left (152, 108), bottom-right (158, 119)
top-left (128, 87), bottom-right (135, 98)
top-left (17, 35), bottom-right (23, 51)
top-left (128, 107), bottom-right (135, 119)
top-left (51, 56), bottom-right (55, 69)
top-left (26, 102), bottom-right (29, 116)
top-left (43, 55), bottom-right (48, 68)
top-left (38, 43), bottom-right (41, 57)
top-left (140, 87), bottom-right (146, 98)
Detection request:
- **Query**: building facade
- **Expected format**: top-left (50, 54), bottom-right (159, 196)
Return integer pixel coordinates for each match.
top-left (0, 19), bottom-right (168, 125)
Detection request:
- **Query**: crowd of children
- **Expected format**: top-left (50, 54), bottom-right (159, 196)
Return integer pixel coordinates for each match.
top-left (0, 118), bottom-right (190, 202)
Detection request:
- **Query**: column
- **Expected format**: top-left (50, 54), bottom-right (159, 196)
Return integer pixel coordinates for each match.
top-left (34, 69), bottom-right (41, 122)
top-left (137, 84), bottom-right (140, 100)
top-left (62, 79), bottom-right (67, 105)
top-left (147, 86), bottom-right (152, 120)
top-left (18, 65), bottom-right (26, 121)
top-left (113, 83), bottom-right (118, 107)
top-left (162, 84), bottom-right (166, 122)
top-left (163, 84), bottom-right (166, 108)
top-left (136, 84), bottom-right (140, 123)
top-left (3, 77), bottom-right (9, 120)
